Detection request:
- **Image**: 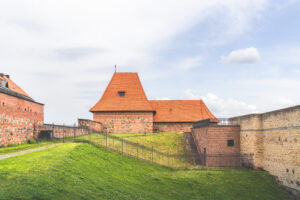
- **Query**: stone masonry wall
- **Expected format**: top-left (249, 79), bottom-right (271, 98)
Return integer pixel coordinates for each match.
top-left (153, 122), bottom-right (193, 133)
top-left (93, 111), bottom-right (153, 133)
top-left (42, 124), bottom-right (89, 138)
top-left (78, 119), bottom-right (102, 132)
top-left (229, 105), bottom-right (300, 196)
top-left (0, 92), bottom-right (44, 146)
top-left (192, 125), bottom-right (241, 167)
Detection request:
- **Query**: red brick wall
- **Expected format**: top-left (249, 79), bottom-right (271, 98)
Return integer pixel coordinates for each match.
top-left (192, 125), bottom-right (240, 167)
top-left (0, 93), bottom-right (44, 146)
top-left (78, 119), bottom-right (102, 132)
top-left (93, 111), bottom-right (153, 133)
top-left (41, 124), bottom-right (88, 138)
top-left (153, 122), bottom-right (193, 133)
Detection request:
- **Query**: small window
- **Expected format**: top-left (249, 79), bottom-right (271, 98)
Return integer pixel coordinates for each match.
top-left (118, 91), bottom-right (125, 97)
top-left (227, 140), bottom-right (234, 147)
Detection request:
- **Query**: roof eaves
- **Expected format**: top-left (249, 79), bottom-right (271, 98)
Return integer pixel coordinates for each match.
top-left (0, 86), bottom-right (44, 105)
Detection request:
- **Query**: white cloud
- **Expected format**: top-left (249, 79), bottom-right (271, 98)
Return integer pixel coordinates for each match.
top-left (184, 89), bottom-right (258, 117)
top-left (278, 98), bottom-right (294, 107)
top-left (221, 47), bottom-right (260, 64)
top-left (0, 0), bottom-right (275, 124)
top-left (176, 56), bottom-right (203, 69)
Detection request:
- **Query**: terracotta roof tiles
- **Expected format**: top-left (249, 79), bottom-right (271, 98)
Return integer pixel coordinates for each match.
top-left (0, 75), bottom-right (31, 98)
top-left (150, 100), bottom-right (217, 122)
top-left (90, 72), bottom-right (154, 112)
top-left (90, 72), bottom-right (217, 122)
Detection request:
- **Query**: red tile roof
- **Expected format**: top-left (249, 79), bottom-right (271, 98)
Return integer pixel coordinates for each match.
top-left (90, 72), bottom-right (217, 122)
top-left (90, 72), bottom-right (154, 112)
top-left (150, 100), bottom-right (217, 122)
top-left (0, 75), bottom-right (31, 98)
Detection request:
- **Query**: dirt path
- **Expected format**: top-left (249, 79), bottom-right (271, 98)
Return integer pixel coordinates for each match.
top-left (0, 143), bottom-right (63, 161)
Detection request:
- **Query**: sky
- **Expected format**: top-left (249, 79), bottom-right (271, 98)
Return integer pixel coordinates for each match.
top-left (0, 0), bottom-right (299, 125)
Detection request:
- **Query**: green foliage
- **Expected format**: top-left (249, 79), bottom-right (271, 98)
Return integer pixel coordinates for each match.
top-left (0, 143), bottom-right (289, 200)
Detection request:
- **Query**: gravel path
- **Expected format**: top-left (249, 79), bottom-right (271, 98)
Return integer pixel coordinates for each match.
top-left (0, 143), bottom-right (63, 161)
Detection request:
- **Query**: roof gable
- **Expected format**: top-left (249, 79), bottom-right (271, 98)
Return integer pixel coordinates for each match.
top-left (150, 100), bottom-right (216, 122)
top-left (90, 72), bottom-right (153, 112)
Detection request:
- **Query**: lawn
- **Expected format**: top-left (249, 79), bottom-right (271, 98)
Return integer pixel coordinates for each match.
top-left (76, 133), bottom-right (191, 167)
top-left (0, 143), bottom-right (290, 200)
top-left (0, 140), bottom-right (55, 155)
top-left (112, 132), bottom-right (186, 154)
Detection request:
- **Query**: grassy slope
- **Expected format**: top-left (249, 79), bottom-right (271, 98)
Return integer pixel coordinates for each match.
top-left (112, 132), bottom-right (186, 154)
top-left (0, 141), bottom-right (55, 155)
top-left (0, 143), bottom-right (289, 200)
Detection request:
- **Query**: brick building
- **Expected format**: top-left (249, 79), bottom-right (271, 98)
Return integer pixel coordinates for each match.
top-left (192, 119), bottom-right (241, 167)
top-left (90, 72), bottom-right (216, 133)
top-left (0, 74), bottom-right (44, 146)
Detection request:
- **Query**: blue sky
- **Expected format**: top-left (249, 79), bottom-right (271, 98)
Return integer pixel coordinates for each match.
top-left (0, 0), bottom-right (299, 124)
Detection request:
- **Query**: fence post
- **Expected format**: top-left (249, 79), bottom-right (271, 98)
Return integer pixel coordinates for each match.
top-left (137, 142), bottom-right (139, 159)
top-left (122, 138), bottom-right (124, 155)
top-left (185, 153), bottom-right (187, 169)
top-left (152, 146), bottom-right (154, 163)
top-left (106, 133), bottom-right (108, 147)
top-left (74, 123), bottom-right (76, 141)
top-left (89, 128), bottom-right (91, 141)
top-left (204, 148), bottom-right (206, 166)
top-left (52, 122), bottom-right (54, 139)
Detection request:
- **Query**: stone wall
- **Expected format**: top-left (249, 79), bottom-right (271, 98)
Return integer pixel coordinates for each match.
top-left (93, 111), bottom-right (153, 133)
top-left (153, 122), bottom-right (193, 133)
top-left (192, 124), bottom-right (241, 167)
top-left (0, 92), bottom-right (44, 146)
top-left (78, 119), bottom-right (102, 132)
top-left (41, 124), bottom-right (89, 138)
top-left (229, 105), bottom-right (300, 196)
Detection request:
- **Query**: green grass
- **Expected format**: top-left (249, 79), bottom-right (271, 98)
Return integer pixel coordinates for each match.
top-left (76, 133), bottom-right (191, 167)
top-left (112, 132), bottom-right (186, 154)
top-left (0, 143), bottom-right (289, 200)
top-left (0, 140), bottom-right (55, 155)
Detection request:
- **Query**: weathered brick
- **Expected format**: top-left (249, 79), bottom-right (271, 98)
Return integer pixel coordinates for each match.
top-left (93, 111), bottom-right (153, 133)
top-left (0, 93), bottom-right (44, 146)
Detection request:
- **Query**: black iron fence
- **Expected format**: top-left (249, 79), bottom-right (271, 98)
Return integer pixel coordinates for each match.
top-left (56, 132), bottom-right (241, 169)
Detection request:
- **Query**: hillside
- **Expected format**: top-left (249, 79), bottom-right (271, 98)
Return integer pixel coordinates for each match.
top-left (0, 143), bottom-right (289, 200)
top-left (112, 132), bottom-right (186, 154)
